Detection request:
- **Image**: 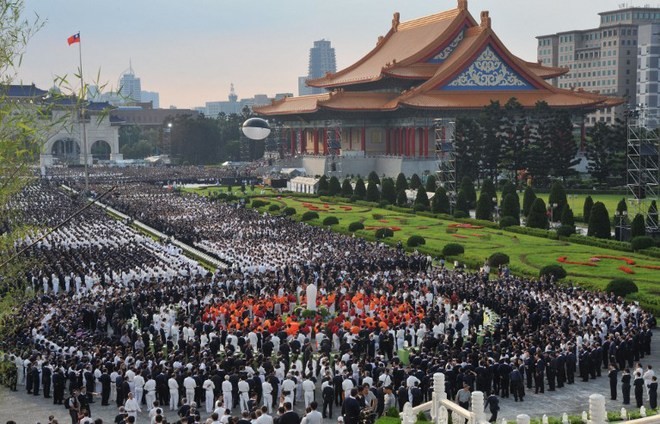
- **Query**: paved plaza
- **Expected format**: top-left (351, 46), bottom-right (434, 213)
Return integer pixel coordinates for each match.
top-left (0, 329), bottom-right (658, 423)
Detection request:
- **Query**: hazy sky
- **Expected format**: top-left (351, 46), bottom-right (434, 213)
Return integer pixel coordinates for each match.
top-left (16, 0), bottom-right (636, 109)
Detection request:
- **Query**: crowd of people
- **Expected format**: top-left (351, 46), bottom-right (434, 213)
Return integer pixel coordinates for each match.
top-left (0, 173), bottom-right (656, 424)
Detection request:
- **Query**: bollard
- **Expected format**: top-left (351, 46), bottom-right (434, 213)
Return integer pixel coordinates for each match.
top-left (516, 414), bottom-right (530, 424)
top-left (588, 394), bottom-right (607, 424)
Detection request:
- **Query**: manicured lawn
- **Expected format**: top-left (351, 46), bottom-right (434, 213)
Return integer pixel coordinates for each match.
top-left (245, 195), bottom-right (660, 313)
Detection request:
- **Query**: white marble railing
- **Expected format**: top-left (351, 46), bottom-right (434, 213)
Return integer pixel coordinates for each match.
top-left (398, 373), bottom-right (656, 424)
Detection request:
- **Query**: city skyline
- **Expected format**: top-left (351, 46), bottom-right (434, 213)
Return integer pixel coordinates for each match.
top-left (16, 0), bottom-right (645, 109)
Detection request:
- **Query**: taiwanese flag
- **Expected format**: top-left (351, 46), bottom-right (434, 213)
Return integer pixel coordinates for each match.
top-left (67, 32), bottom-right (80, 46)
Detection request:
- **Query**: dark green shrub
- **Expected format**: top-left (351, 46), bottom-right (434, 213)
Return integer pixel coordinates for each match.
top-left (385, 407), bottom-right (400, 418)
top-left (442, 243), bottom-right (464, 256)
top-left (396, 189), bottom-right (408, 206)
top-left (460, 177), bottom-right (477, 209)
top-left (583, 195), bottom-right (594, 224)
top-left (414, 188), bottom-right (430, 208)
top-left (317, 176), bottom-right (329, 196)
top-left (407, 235), bottom-right (426, 247)
top-left (480, 179), bottom-right (497, 206)
top-left (500, 193), bottom-right (520, 225)
top-left (413, 203), bottom-right (428, 212)
top-left (410, 174), bottom-right (422, 190)
top-left (375, 228), bottom-right (394, 239)
top-left (322, 216), bottom-right (339, 226)
top-left (587, 201), bottom-right (611, 239)
top-left (475, 193), bottom-right (493, 221)
top-left (328, 176), bottom-right (341, 196)
top-left (341, 179), bottom-right (354, 197)
top-left (539, 264), bottom-right (567, 280)
top-left (522, 186), bottom-right (536, 217)
top-left (395, 172), bottom-right (408, 192)
top-left (488, 252), bottom-right (510, 267)
top-left (631, 213), bottom-right (646, 238)
top-left (282, 207), bottom-right (296, 216)
top-left (557, 225), bottom-right (576, 237)
top-left (548, 182), bottom-right (567, 222)
top-left (268, 204), bottom-right (280, 212)
top-left (631, 236), bottom-right (655, 251)
top-left (348, 221), bottom-right (364, 232)
top-left (425, 175), bottom-right (437, 193)
top-left (301, 211), bottom-right (319, 221)
top-left (453, 210), bottom-right (469, 219)
top-left (499, 216), bottom-right (518, 228)
top-left (526, 198), bottom-right (548, 229)
top-left (354, 178), bottom-right (366, 200)
top-left (368, 171), bottom-right (380, 185)
top-left (606, 278), bottom-right (639, 297)
top-left (372, 213), bottom-right (384, 220)
top-left (431, 187), bottom-right (450, 214)
top-left (380, 178), bottom-right (396, 205)
top-left (251, 199), bottom-right (269, 208)
top-left (366, 181), bottom-right (380, 202)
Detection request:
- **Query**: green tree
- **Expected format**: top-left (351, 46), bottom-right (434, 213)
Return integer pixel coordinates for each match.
top-left (414, 187), bottom-right (430, 209)
top-left (366, 180), bottom-right (380, 202)
top-left (630, 213), bottom-right (646, 238)
top-left (475, 193), bottom-right (493, 221)
top-left (459, 177), bottom-right (477, 209)
top-left (614, 198), bottom-right (629, 241)
top-left (501, 182), bottom-right (517, 201)
top-left (380, 178), bottom-right (396, 205)
top-left (455, 190), bottom-right (470, 215)
top-left (328, 176), bottom-right (341, 196)
top-left (425, 174), bottom-right (437, 193)
top-left (396, 189), bottom-right (408, 206)
top-left (479, 100), bottom-right (504, 181)
top-left (522, 186), bottom-right (536, 217)
top-left (586, 121), bottom-right (626, 186)
top-left (499, 98), bottom-right (529, 182)
top-left (549, 109), bottom-right (579, 181)
top-left (431, 187), bottom-right (451, 214)
top-left (559, 204), bottom-right (576, 235)
top-left (647, 200), bottom-right (658, 229)
top-left (587, 201), bottom-right (611, 239)
top-left (583, 196), bottom-right (594, 224)
top-left (395, 172), bottom-right (408, 193)
top-left (340, 178), bottom-right (353, 197)
top-left (454, 117), bottom-right (483, 182)
top-left (368, 171), bottom-right (380, 185)
top-left (410, 173), bottom-right (422, 190)
top-left (170, 115), bottom-right (224, 164)
top-left (527, 198), bottom-right (549, 229)
top-left (353, 178), bottom-right (366, 200)
top-left (527, 101), bottom-right (553, 187)
top-left (480, 179), bottom-right (497, 206)
top-left (317, 175), bottom-right (329, 196)
top-left (500, 193), bottom-right (521, 225)
top-left (548, 182), bottom-right (568, 222)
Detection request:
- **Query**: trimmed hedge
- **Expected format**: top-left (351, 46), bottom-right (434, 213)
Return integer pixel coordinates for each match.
top-left (539, 264), bottom-right (567, 280)
top-left (442, 243), bottom-right (464, 256)
top-left (348, 221), bottom-right (365, 232)
top-left (375, 228), bottom-right (394, 239)
top-left (556, 225), bottom-right (576, 237)
top-left (499, 216), bottom-right (518, 229)
top-left (251, 199), bottom-right (269, 208)
top-left (453, 210), bottom-right (469, 219)
top-left (322, 216), bottom-right (339, 226)
top-left (606, 278), bottom-right (639, 297)
top-left (268, 204), bottom-right (280, 212)
top-left (301, 211), bottom-right (319, 221)
top-left (631, 236), bottom-right (655, 251)
top-left (504, 225), bottom-right (558, 240)
top-left (407, 235), bottom-right (426, 247)
top-left (567, 234), bottom-right (633, 252)
top-left (488, 252), bottom-right (510, 267)
top-left (282, 207), bottom-right (297, 216)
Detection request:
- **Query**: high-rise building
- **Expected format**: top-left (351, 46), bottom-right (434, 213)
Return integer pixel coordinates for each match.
top-left (119, 65), bottom-right (142, 103)
top-left (141, 91), bottom-right (160, 109)
top-left (537, 6), bottom-right (660, 125)
top-left (637, 22), bottom-right (660, 127)
top-left (298, 39), bottom-right (336, 96)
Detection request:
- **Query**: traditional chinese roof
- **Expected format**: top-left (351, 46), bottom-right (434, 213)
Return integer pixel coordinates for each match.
top-left (255, 0), bottom-right (620, 117)
top-left (0, 84), bottom-right (48, 99)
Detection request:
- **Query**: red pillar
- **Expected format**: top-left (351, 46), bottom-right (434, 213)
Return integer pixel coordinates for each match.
top-left (323, 128), bottom-right (329, 155)
top-left (301, 129), bottom-right (307, 154)
top-left (410, 128), bottom-right (416, 157)
top-left (398, 128), bottom-right (404, 156)
top-left (404, 128), bottom-right (409, 157)
top-left (313, 129), bottom-right (319, 155)
top-left (361, 126), bottom-right (366, 153)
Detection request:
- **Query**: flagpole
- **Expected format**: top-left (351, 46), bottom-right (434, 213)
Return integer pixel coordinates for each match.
top-left (77, 31), bottom-right (89, 192)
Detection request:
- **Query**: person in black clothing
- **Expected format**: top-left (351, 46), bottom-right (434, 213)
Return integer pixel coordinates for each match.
top-left (31, 365), bottom-right (40, 395)
top-left (649, 376), bottom-right (658, 410)
top-left (42, 363), bottom-right (52, 398)
top-left (621, 369), bottom-right (631, 405)
top-left (566, 350), bottom-right (576, 385)
top-left (100, 368), bottom-right (111, 405)
top-left (322, 379), bottom-right (335, 419)
top-left (607, 365), bottom-right (618, 400)
top-left (534, 355), bottom-right (544, 394)
top-left (53, 368), bottom-right (65, 404)
top-left (484, 393), bottom-right (499, 423)
top-left (634, 371), bottom-right (645, 407)
top-left (509, 366), bottom-right (524, 402)
top-left (342, 388), bottom-right (361, 424)
top-left (279, 401), bottom-right (301, 424)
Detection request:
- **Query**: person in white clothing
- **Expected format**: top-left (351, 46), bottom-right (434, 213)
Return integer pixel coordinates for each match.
top-left (168, 374), bottom-right (180, 411)
top-left (262, 379), bottom-right (273, 413)
top-left (222, 375), bottom-right (233, 412)
top-left (302, 377), bottom-right (315, 407)
top-left (238, 377), bottom-right (250, 412)
top-left (144, 377), bottom-right (157, 410)
top-left (123, 392), bottom-right (141, 420)
top-left (133, 372), bottom-right (145, 408)
top-left (184, 373), bottom-right (197, 407)
top-left (203, 376), bottom-right (216, 413)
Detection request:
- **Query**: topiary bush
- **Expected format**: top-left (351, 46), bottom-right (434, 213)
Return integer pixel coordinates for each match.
top-left (499, 216), bottom-right (518, 228)
top-left (556, 225), bottom-right (576, 237)
top-left (282, 207), bottom-right (296, 216)
top-left (375, 228), bottom-right (394, 239)
top-left (301, 211), bottom-right (319, 221)
top-left (268, 204), bottom-right (281, 212)
top-left (251, 199), bottom-right (269, 208)
top-left (348, 221), bottom-right (364, 232)
top-left (606, 278), bottom-right (639, 297)
top-left (631, 236), bottom-right (655, 251)
top-left (407, 235), bottom-right (426, 247)
top-left (488, 252), bottom-right (510, 267)
top-left (322, 216), bottom-right (339, 226)
top-left (442, 243), bottom-right (464, 256)
top-left (539, 264), bottom-right (567, 280)
top-left (372, 213), bottom-right (384, 220)
top-left (453, 210), bottom-right (469, 219)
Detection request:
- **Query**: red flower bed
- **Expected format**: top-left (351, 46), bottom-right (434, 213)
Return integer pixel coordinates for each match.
top-left (593, 255), bottom-right (636, 265)
top-left (557, 256), bottom-right (598, 267)
top-left (452, 234), bottom-right (468, 239)
top-left (471, 233), bottom-right (485, 237)
top-left (417, 226), bottom-right (429, 230)
top-left (378, 219), bottom-right (389, 223)
top-left (448, 223), bottom-right (484, 229)
top-left (323, 204), bottom-right (329, 208)
top-left (390, 227), bottom-right (402, 231)
top-left (339, 206), bottom-right (352, 211)
top-left (619, 265), bottom-right (635, 274)
top-left (637, 264), bottom-right (660, 270)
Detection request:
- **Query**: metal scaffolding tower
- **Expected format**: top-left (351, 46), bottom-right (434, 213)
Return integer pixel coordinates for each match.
top-left (434, 118), bottom-right (457, 211)
top-left (626, 106), bottom-right (659, 232)
top-left (325, 120), bottom-right (342, 176)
